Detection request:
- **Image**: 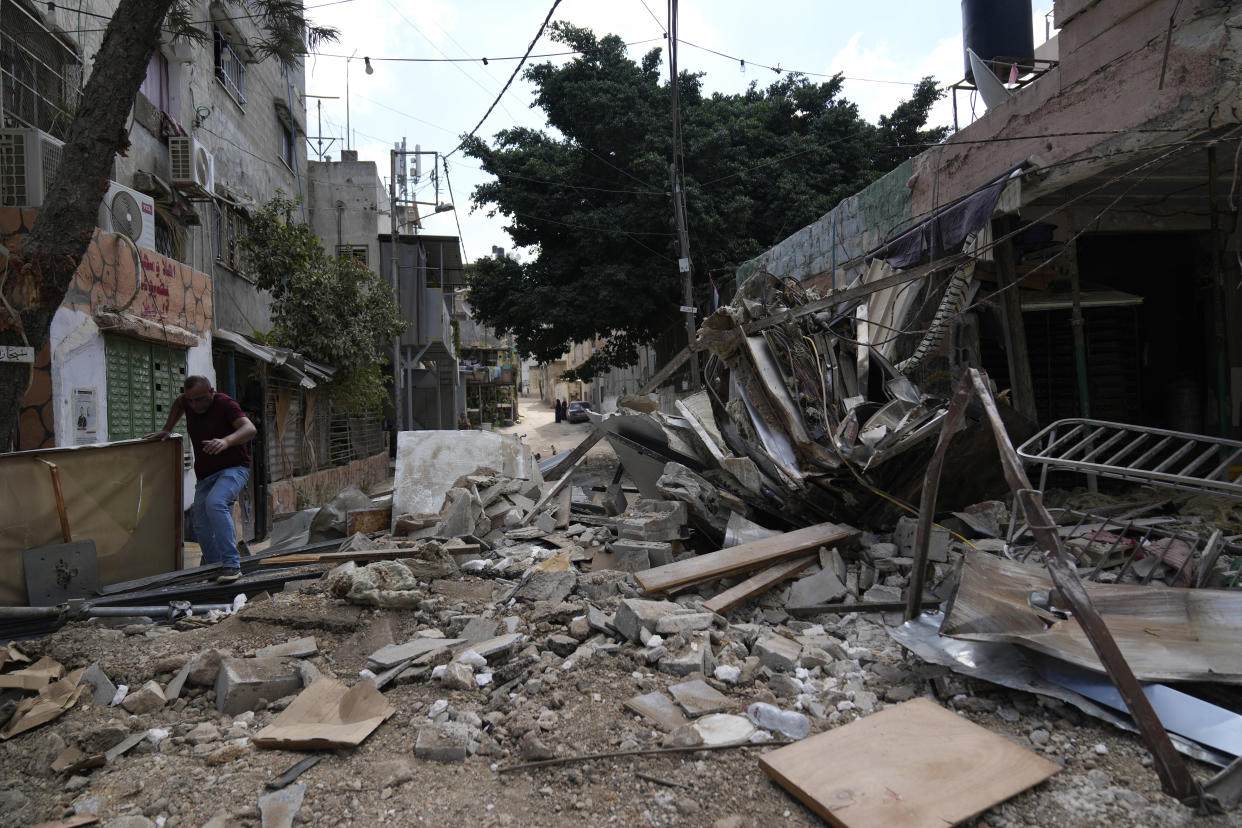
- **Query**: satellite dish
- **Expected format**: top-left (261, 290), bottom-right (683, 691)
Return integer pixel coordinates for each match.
top-left (967, 49), bottom-right (1013, 111)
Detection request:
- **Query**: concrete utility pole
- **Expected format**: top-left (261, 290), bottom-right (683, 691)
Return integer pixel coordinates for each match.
top-left (389, 144), bottom-right (403, 432)
top-left (668, 0), bottom-right (700, 390)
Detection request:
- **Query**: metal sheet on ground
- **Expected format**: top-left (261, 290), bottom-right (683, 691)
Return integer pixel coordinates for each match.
top-left (941, 552), bottom-right (1242, 683)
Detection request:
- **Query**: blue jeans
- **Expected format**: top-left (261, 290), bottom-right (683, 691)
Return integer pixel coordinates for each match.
top-left (192, 466), bottom-right (249, 570)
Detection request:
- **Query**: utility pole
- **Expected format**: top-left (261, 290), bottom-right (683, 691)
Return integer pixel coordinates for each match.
top-left (668, 0), bottom-right (699, 390)
top-left (389, 145), bottom-right (403, 432)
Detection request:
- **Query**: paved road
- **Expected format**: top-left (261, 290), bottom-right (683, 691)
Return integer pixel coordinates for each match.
top-left (497, 395), bottom-right (611, 462)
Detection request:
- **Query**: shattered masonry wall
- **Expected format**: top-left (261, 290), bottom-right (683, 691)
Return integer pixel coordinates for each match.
top-left (737, 159), bottom-right (915, 294)
top-left (266, 450), bottom-right (389, 518)
top-left (1, 207), bottom-right (213, 452)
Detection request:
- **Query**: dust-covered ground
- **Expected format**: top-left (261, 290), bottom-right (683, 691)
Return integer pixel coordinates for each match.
top-left (1, 578), bottom-right (1239, 828)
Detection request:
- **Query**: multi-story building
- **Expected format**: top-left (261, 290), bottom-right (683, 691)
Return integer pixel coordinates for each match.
top-left (2, 0), bottom-right (316, 535)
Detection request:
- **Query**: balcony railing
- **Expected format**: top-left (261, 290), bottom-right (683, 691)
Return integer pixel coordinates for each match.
top-left (213, 29), bottom-right (247, 106)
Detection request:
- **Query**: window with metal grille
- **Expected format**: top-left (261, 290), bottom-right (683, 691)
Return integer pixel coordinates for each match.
top-left (214, 203), bottom-right (247, 273)
top-left (335, 244), bottom-right (368, 265)
top-left (213, 27), bottom-right (246, 106)
top-left (279, 113), bottom-right (295, 169)
top-left (0, 0), bottom-right (82, 140)
top-left (105, 335), bottom-right (192, 468)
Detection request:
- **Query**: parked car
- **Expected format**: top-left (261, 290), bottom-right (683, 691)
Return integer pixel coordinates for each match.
top-left (566, 401), bottom-right (594, 423)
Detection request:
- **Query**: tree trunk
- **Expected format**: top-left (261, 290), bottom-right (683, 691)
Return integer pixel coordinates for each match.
top-left (0, 0), bottom-right (176, 451)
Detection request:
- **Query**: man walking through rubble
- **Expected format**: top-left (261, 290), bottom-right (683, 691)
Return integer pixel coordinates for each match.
top-left (146, 376), bottom-right (257, 583)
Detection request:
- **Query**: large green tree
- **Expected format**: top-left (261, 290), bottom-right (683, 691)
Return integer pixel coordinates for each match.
top-left (0, 0), bottom-right (335, 450)
top-left (463, 23), bottom-right (947, 379)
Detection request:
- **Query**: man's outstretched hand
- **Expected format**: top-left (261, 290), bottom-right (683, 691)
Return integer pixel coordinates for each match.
top-left (143, 430), bottom-right (172, 440)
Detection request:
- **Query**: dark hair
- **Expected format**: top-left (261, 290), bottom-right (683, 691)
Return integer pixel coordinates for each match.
top-left (183, 375), bottom-right (211, 392)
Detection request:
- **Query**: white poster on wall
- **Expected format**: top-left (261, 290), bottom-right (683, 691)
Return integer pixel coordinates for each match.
top-left (73, 387), bottom-right (97, 445)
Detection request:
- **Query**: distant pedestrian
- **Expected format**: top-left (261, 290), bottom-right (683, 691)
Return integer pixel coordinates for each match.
top-left (554, 399), bottom-right (562, 423)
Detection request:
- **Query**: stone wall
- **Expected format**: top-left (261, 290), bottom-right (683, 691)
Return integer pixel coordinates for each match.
top-left (266, 450), bottom-right (389, 518)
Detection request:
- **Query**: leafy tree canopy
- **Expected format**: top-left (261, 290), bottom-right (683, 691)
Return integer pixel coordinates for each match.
top-left (242, 193), bottom-right (407, 414)
top-left (462, 23), bottom-right (948, 380)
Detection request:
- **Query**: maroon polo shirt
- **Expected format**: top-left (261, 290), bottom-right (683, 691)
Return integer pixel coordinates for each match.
top-left (183, 392), bottom-right (251, 480)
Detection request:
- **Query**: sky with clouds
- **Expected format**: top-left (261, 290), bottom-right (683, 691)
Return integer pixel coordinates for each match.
top-left (303, 0), bottom-right (1054, 263)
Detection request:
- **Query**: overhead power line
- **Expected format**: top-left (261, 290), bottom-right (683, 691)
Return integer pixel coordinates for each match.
top-left (446, 0), bottom-right (563, 159)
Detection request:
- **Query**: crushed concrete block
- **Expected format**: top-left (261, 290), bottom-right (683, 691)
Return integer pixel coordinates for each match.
top-left (513, 570), bottom-right (576, 604)
top-left (214, 658), bottom-right (301, 715)
top-left (655, 612), bottom-right (714, 635)
top-left (668, 679), bottom-right (730, 717)
top-left (121, 680), bottom-right (165, 715)
top-left (187, 649), bottom-right (227, 686)
top-left (415, 722), bottom-right (471, 762)
top-left (754, 633), bottom-right (801, 672)
top-left (616, 500), bottom-right (687, 542)
top-left (258, 782), bottom-right (305, 828)
top-left (463, 633), bottom-right (524, 662)
top-left (338, 532), bottom-right (376, 554)
top-left (586, 605), bottom-right (618, 637)
top-left (659, 632), bottom-right (715, 677)
top-left (613, 537), bottom-right (673, 564)
top-left (894, 515), bottom-right (950, 563)
top-left (612, 546), bottom-right (650, 572)
top-left (459, 617), bottom-right (498, 643)
top-left (256, 637), bottom-right (318, 659)
top-left (613, 599), bottom-right (681, 642)
top-left (441, 661), bottom-right (475, 690)
top-left (786, 567), bottom-right (848, 610)
top-left (656, 463), bottom-right (728, 535)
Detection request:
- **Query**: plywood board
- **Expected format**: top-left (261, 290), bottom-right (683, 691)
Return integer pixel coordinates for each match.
top-left (701, 554), bottom-right (816, 615)
top-left (759, 698), bottom-right (1059, 828)
top-left (941, 552), bottom-right (1242, 683)
top-left (634, 522), bottom-right (855, 593)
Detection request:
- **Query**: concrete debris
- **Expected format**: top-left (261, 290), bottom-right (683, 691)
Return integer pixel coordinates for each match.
top-left (214, 658), bottom-right (302, 716)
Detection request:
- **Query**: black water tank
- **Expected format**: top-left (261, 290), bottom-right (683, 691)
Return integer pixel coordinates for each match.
top-left (962, 0), bottom-right (1035, 83)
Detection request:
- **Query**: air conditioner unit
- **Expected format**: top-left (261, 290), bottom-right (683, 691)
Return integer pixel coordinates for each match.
top-left (169, 136), bottom-right (214, 198)
top-left (98, 181), bottom-right (156, 250)
top-left (0, 128), bottom-right (65, 208)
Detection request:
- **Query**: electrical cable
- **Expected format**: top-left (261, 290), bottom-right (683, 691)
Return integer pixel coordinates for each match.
top-left (440, 157), bottom-right (468, 265)
top-left (447, 0), bottom-right (563, 159)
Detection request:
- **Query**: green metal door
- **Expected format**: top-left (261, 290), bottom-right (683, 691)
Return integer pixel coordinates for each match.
top-left (105, 336), bottom-right (187, 445)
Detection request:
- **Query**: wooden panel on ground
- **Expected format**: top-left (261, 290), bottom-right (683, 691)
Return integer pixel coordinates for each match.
top-left (346, 507), bottom-right (392, 536)
top-left (258, 548), bottom-right (416, 566)
top-left (634, 522), bottom-right (857, 594)
top-left (758, 698), bottom-right (1060, 828)
top-left (701, 554), bottom-right (816, 615)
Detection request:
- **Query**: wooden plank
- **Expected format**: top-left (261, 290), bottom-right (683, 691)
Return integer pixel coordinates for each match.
top-left (759, 698), bottom-right (1059, 828)
top-left (638, 343), bottom-right (706, 395)
top-left (634, 522), bottom-right (856, 593)
top-left (543, 429), bottom-right (604, 480)
top-left (701, 554), bottom-right (816, 615)
top-left (257, 548), bottom-right (417, 567)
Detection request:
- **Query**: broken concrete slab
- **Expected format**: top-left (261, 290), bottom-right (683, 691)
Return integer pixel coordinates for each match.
top-left (612, 546), bottom-right (650, 572)
top-left (895, 515), bottom-right (950, 563)
top-left (394, 431), bottom-right (542, 525)
top-left (669, 679), bottom-right (731, 717)
top-left (256, 637), bottom-right (318, 659)
top-left (513, 570), bottom-right (576, 604)
top-left (786, 567), bottom-right (848, 610)
top-left (660, 632), bottom-right (716, 677)
top-left (754, 633), bottom-right (802, 672)
top-left (120, 680), bottom-right (165, 715)
top-left (79, 664), bottom-right (116, 707)
top-left (625, 691), bottom-right (690, 731)
top-left (616, 500), bottom-right (687, 541)
top-left (654, 612), bottom-right (714, 636)
top-left (614, 599), bottom-right (681, 643)
top-left (215, 658), bottom-right (302, 715)
top-left (458, 634), bottom-right (524, 662)
top-left (367, 638), bottom-right (466, 671)
top-left (613, 538), bottom-right (674, 567)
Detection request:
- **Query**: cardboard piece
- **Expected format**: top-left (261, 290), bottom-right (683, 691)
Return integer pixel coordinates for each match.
top-left (0, 656), bottom-right (66, 690)
top-left (253, 677), bottom-right (394, 750)
top-left (759, 698), bottom-right (1059, 828)
top-left (0, 668), bottom-right (85, 739)
top-left (0, 642), bottom-right (30, 670)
